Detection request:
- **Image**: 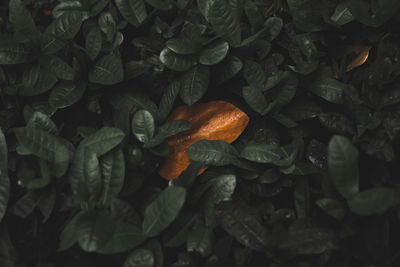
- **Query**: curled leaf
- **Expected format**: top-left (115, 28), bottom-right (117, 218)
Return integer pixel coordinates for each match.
top-left (346, 45), bottom-right (371, 72)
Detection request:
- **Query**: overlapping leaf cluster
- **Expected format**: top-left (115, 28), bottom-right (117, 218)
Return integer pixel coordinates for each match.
top-left (1, 0), bottom-right (400, 266)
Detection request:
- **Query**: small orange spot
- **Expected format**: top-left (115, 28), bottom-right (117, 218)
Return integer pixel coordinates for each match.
top-left (158, 101), bottom-right (249, 180)
top-left (43, 9), bottom-right (52, 16)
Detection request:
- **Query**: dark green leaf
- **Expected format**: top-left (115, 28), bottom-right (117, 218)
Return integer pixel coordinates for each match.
top-left (80, 127), bottom-right (125, 155)
top-left (199, 41), bottom-right (229, 66)
top-left (179, 65), bottom-right (210, 105)
top-left (204, 0), bottom-right (242, 46)
top-left (19, 67), bottom-right (58, 96)
top-left (347, 187), bottom-right (400, 215)
top-left (243, 60), bottom-right (265, 87)
top-left (98, 12), bottom-right (116, 42)
top-left (145, 120), bottom-right (191, 148)
top-left (112, 90), bottom-right (158, 114)
top-left (116, 0), bottom-right (148, 27)
top-left (240, 142), bottom-right (281, 163)
top-left (52, 1), bottom-right (83, 18)
top-left (328, 135), bottom-right (359, 199)
top-left (58, 212), bottom-right (85, 251)
top-left (12, 127), bottom-right (72, 177)
top-left (188, 140), bottom-right (239, 166)
top-left (77, 211), bottom-right (116, 252)
top-left (217, 201), bottom-right (270, 251)
top-left (264, 17), bottom-right (283, 41)
top-left (157, 80), bottom-right (180, 122)
top-left (208, 174), bottom-right (236, 204)
top-left (40, 55), bottom-right (76, 81)
top-left (309, 68), bottom-right (345, 104)
top-left (160, 48), bottom-right (196, 71)
top-left (49, 81), bottom-right (87, 109)
top-left (88, 54), bottom-right (124, 85)
top-left (142, 186), bottom-right (187, 237)
top-left (132, 110), bottom-right (155, 143)
top-left (27, 111), bottom-right (58, 135)
top-left (97, 221), bottom-right (147, 254)
top-left (42, 11), bottom-right (85, 54)
top-left (9, 0), bottom-right (37, 37)
top-left (279, 226), bottom-right (336, 254)
top-left (166, 38), bottom-right (202, 55)
top-left (242, 85), bottom-right (272, 115)
top-left (99, 148), bottom-right (125, 206)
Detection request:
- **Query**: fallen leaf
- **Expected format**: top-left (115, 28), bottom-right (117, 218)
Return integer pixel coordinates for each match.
top-left (158, 101), bottom-right (249, 180)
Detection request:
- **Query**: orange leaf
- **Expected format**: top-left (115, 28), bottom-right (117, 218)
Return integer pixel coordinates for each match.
top-left (346, 45), bottom-right (371, 72)
top-left (158, 101), bottom-right (250, 180)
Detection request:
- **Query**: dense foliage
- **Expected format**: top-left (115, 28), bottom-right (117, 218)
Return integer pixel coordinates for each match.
top-left (1, 0), bottom-right (400, 266)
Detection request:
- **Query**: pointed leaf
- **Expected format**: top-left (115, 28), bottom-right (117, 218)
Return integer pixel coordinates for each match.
top-left (188, 139), bottom-right (239, 166)
top-left (142, 186), bottom-right (187, 237)
top-left (240, 142), bottom-right (281, 163)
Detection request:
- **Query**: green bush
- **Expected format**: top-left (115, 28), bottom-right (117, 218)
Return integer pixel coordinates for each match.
top-left (1, 0), bottom-right (400, 266)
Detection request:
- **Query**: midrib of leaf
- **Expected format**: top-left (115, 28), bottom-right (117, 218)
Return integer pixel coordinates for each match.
top-left (188, 67), bottom-right (198, 102)
top-left (93, 65), bottom-right (113, 75)
top-left (195, 147), bottom-right (236, 160)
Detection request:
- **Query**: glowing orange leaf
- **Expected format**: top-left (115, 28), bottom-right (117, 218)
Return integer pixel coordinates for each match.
top-left (158, 100), bottom-right (250, 180)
